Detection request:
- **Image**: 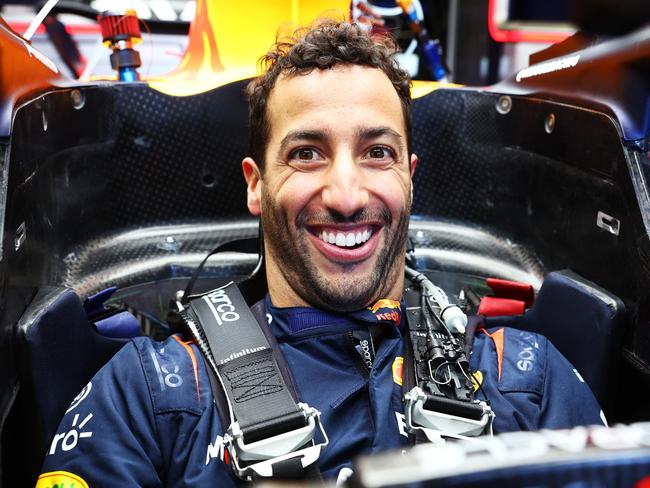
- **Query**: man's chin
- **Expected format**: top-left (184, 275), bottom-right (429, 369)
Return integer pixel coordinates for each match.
top-left (299, 272), bottom-right (385, 312)
top-left (299, 240), bottom-right (400, 310)
top-left (311, 256), bottom-right (376, 277)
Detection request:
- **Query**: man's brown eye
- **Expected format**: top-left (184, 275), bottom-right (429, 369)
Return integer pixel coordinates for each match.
top-left (297, 148), bottom-right (314, 160)
top-left (369, 147), bottom-right (389, 159)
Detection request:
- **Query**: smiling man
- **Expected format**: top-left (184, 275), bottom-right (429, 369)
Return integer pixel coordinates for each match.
top-left (38, 20), bottom-right (605, 488)
top-left (243, 61), bottom-right (415, 312)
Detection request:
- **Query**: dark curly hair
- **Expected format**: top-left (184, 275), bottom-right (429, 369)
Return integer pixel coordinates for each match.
top-left (246, 20), bottom-right (412, 171)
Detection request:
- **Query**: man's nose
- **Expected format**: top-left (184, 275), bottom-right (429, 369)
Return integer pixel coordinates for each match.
top-left (321, 155), bottom-right (369, 217)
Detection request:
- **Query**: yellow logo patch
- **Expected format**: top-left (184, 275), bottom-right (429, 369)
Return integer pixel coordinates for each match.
top-left (471, 370), bottom-right (484, 392)
top-left (369, 299), bottom-right (401, 313)
top-left (36, 471), bottom-right (89, 488)
top-left (392, 356), bottom-right (404, 386)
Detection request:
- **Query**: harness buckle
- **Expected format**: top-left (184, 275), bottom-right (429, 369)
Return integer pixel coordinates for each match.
top-left (404, 387), bottom-right (494, 443)
top-left (224, 403), bottom-right (329, 480)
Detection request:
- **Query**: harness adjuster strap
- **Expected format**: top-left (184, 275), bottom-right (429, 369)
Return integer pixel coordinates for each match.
top-left (404, 386), bottom-right (494, 443)
top-left (241, 410), bottom-right (307, 444)
top-left (224, 402), bottom-right (329, 480)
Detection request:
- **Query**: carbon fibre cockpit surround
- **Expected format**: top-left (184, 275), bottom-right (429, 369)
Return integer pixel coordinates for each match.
top-left (3, 79), bottom-right (650, 433)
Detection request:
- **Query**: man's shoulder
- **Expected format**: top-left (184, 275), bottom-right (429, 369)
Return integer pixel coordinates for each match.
top-left (134, 334), bottom-right (210, 415)
top-left (97, 335), bottom-right (210, 415)
top-left (104, 335), bottom-right (201, 374)
top-left (130, 333), bottom-right (201, 361)
top-left (471, 325), bottom-right (549, 396)
top-left (474, 325), bottom-right (549, 350)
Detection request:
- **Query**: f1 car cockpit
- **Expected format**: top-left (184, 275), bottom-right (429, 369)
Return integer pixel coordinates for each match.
top-left (1, 0), bottom-right (650, 486)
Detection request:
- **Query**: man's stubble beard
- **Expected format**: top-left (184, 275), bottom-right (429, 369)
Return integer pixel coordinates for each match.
top-left (261, 187), bottom-right (411, 312)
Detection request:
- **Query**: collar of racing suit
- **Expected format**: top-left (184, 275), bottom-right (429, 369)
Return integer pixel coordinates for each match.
top-left (264, 294), bottom-right (406, 339)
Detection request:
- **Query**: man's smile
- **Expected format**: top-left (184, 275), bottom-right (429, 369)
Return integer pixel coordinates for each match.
top-left (306, 223), bottom-right (382, 263)
top-left (312, 224), bottom-right (374, 246)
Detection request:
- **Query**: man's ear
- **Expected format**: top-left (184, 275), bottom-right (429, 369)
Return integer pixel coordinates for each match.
top-left (242, 157), bottom-right (262, 216)
top-left (410, 153), bottom-right (418, 178)
top-left (409, 154), bottom-right (418, 203)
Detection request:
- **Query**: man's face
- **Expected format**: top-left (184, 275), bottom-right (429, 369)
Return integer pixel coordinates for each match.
top-left (243, 64), bottom-right (417, 311)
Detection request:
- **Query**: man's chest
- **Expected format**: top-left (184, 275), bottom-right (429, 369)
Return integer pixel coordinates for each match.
top-left (276, 329), bottom-right (409, 477)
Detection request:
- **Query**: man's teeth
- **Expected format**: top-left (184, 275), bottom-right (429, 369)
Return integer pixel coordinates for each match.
top-left (319, 229), bottom-right (372, 247)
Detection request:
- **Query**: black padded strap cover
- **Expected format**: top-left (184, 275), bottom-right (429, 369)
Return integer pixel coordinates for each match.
top-left (184, 282), bottom-right (304, 441)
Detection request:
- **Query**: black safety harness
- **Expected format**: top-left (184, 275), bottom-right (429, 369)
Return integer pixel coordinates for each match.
top-left (401, 266), bottom-right (494, 443)
top-left (177, 283), bottom-right (327, 481)
top-left (174, 245), bottom-right (493, 482)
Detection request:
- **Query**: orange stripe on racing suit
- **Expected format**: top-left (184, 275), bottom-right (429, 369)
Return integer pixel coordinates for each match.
top-left (480, 327), bottom-right (504, 381)
top-left (173, 335), bottom-right (201, 401)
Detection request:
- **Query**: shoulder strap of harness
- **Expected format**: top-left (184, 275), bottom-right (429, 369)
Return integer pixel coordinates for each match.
top-left (402, 270), bottom-right (494, 443)
top-left (177, 282), bottom-right (327, 482)
top-left (401, 311), bottom-right (482, 397)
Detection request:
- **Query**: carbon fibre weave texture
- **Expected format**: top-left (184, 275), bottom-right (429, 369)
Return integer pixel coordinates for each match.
top-left (108, 81), bottom-right (251, 225)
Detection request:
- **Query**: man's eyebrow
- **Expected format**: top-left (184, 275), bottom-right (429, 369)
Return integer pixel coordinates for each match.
top-left (356, 126), bottom-right (404, 144)
top-left (279, 130), bottom-right (329, 151)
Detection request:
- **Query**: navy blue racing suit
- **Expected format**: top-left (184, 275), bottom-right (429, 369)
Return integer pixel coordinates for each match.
top-left (38, 296), bottom-right (605, 487)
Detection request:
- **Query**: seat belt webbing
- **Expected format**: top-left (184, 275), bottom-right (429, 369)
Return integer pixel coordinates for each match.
top-left (182, 282), bottom-right (304, 442)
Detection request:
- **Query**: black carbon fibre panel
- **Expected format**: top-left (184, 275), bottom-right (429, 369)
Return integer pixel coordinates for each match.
top-left (62, 221), bottom-right (260, 297)
top-left (410, 89), bottom-right (635, 296)
top-left (6, 81), bottom-right (252, 295)
top-left (108, 82), bottom-right (250, 225)
top-left (411, 90), bottom-right (492, 223)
